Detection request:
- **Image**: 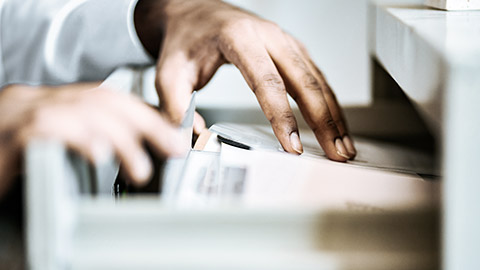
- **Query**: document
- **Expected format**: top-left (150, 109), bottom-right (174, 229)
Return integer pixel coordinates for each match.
top-left (163, 123), bottom-right (439, 211)
top-left (210, 123), bottom-right (438, 176)
top-left (219, 143), bottom-right (438, 211)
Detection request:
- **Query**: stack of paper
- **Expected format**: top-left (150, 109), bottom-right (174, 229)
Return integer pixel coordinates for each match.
top-left (164, 123), bottom-right (439, 211)
top-left (145, 123), bottom-right (440, 269)
top-left (425, 0), bottom-right (480, 10)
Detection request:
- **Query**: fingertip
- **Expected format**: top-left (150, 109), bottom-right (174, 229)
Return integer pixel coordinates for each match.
top-left (312, 127), bottom-right (350, 162)
top-left (343, 135), bottom-right (357, 160)
top-left (289, 131), bottom-right (303, 155)
top-left (271, 120), bottom-right (302, 155)
top-left (193, 112), bottom-right (207, 136)
top-left (155, 55), bottom-right (197, 126)
top-left (130, 151), bottom-right (153, 187)
top-left (319, 137), bottom-right (350, 162)
top-left (335, 137), bottom-right (351, 159)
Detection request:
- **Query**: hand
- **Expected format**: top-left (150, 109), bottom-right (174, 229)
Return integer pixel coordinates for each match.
top-left (0, 84), bottom-right (185, 199)
top-left (134, 0), bottom-right (357, 161)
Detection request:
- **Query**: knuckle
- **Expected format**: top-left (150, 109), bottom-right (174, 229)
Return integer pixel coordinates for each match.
top-left (186, 40), bottom-right (209, 60)
top-left (302, 73), bottom-right (322, 91)
top-left (261, 73), bottom-right (284, 88)
top-left (19, 111), bottom-right (55, 144)
top-left (312, 116), bottom-right (337, 135)
top-left (325, 118), bottom-right (337, 129)
top-left (291, 51), bottom-right (307, 68)
top-left (28, 107), bottom-right (53, 133)
top-left (334, 118), bottom-right (345, 127)
top-left (267, 110), bottom-right (296, 127)
top-left (253, 73), bottom-right (285, 94)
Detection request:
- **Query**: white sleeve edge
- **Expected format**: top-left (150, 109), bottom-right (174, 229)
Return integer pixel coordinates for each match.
top-left (127, 0), bottom-right (154, 63)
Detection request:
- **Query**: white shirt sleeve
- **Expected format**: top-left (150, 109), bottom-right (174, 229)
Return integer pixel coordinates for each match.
top-left (0, 1), bottom-right (7, 87)
top-left (0, 0), bottom-right (153, 89)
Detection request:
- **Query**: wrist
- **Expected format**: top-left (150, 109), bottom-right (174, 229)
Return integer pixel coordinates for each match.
top-left (134, 0), bottom-right (225, 58)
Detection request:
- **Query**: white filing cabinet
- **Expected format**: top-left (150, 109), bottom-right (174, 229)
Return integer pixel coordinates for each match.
top-left (372, 2), bottom-right (480, 269)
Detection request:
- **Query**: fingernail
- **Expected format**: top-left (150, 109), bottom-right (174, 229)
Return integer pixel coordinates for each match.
top-left (343, 135), bottom-right (357, 156)
top-left (335, 138), bottom-right (350, 159)
top-left (290, 132), bottom-right (303, 154)
top-left (134, 152), bottom-right (152, 184)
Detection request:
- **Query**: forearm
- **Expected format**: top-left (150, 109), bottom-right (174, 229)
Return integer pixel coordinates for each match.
top-left (134, 0), bottom-right (169, 58)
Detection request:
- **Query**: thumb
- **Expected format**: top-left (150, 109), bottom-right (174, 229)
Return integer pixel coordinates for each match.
top-left (156, 51), bottom-right (197, 125)
top-left (194, 111), bottom-right (207, 136)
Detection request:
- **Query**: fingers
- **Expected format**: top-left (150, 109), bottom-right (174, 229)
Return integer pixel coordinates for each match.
top-left (156, 50), bottom-right (196, 125)
top-left (88, 88), bottom-right (188, 185)
top-left (18, 87), bottom-right (187, 187)
top-left (265, 31), bottom-right (353, 161)
top-left (289, 36), bottom-right (356, 158)
top-left (96, 89), bottom-right (187, 158)
top-left (219, 34), bottom-right (302, 154)
top-left (81, 111), bottom-right (154, 185)
top-left (150, 13), bottom-right (355, 160)
top-left (155, 35), bottom-right (223, 140)
top-left (306, 60), bottom-right (356, 159)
